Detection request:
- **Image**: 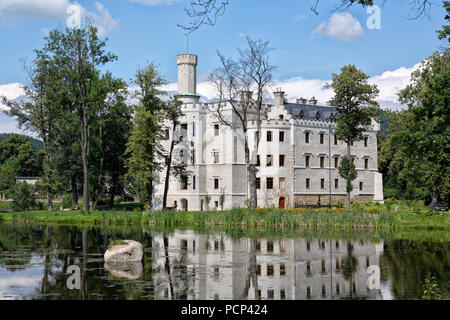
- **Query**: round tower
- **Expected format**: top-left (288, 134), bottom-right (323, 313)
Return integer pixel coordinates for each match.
top-left (177, 54), bottom-right (200, 102)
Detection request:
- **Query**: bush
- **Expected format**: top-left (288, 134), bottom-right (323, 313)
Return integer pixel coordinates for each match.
top-left (367, 206), bottom-right (380, 214)
top-left (11, 182), bottom-right (37, 212)
top-left (62, 194), bottom-right (73, 209)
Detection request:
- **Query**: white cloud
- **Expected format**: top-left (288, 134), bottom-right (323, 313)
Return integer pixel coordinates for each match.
top-left (0, 1), bottom-right (118, 37)
top-left (294, 14), bottom-right (307, 22)
top-left (312, 12), bottom-right (364, 43)
top-left (0, 83), bottom-right (25, 111)
top-left (128, 0), bottom-right (182, 5)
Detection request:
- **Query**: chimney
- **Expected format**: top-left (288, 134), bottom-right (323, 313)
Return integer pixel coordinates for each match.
top-left (273, 89), bottom-right (285, 106)
top-left (240, 90), bottom-right (253, 105)
top-left (296, 97), bottom-right (308, 104)
top-left (326, 99), bottom-right (335, 107)
top-left (308, 96), bottom-right (318, 106)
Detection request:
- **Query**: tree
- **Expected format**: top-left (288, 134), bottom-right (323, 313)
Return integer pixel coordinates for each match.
top-left (437, 1), bottom-right (450, 45)
top-left (398, 51), bottom-right (450, 205)
top-left (0, 166), bottom-right (15, 192)
top-left (0, 134), bottom-right (38, 177)
top-left (209, 37), bottom-right (276, 209)
top-left (2, 53), bottom-right (65, 210)
top-left (126, 64), bottom-right (167, 209)
top-left (161, 95), bottom-right (191, 210)
top-left (39, 26), bottom-right (117, 212)
top-left (327, 65), bottom-right (379, 209)
top-left (180, 0), bottom-right (435, 33)
top-left (11, 182), bottom-right (37, 212)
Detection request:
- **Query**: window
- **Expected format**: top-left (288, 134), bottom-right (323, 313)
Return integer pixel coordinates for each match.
top-left (214, 124), bottom-right (219, 136)
top-left (334, 157), bottom-right (339, 168)
top-left (214, 178), bottom-right (219, 190)
top-left (213, 151), bottom-right (219, 164)
top-left (267, 265), bottom-right (274, 276)
top-left (322, 285), bottom-right (326, 297)
top-left (192, 123), bottom-right (196, 136)
top-left (351, 157), bottom-right (355, 166)
top-left (279, 114), bottom-right (284, 120)
top-left (191, 149), bottom-right (195, 165)
top-left (366, 256), bottom-right (371, 268)
top-left (280, 264), bottom-right (286, 276)
top-left (256, 241), bottom-right (261, 251)
top-left (279, 155), bottom-right (285, 167)
top-left (335, 179), bottom-right (339, 189)
top-left (315, 112), bottom-right (321, 120)
top-left (280, 289), bottom-right (286, 300)
top-left (306, 261), bottom-right (312, 273)
top-left (336, 241), bottom-right (340, 249)
top-left (321, 259), bottom-right (326, 273)
top-left (256, 265), bottom-right (261, 276)
top-left (364, 136), bottom-right (368, 147)
top-left (321, 178), bottom-right (325, 189)
top-left (336, 258), bottom-right (341, 270)
top-left (181, 176), bottom-right (188, 190)
top-left (334, 135), bottom-right (338, 145)
top-left (215, 201), bottom-right (219, 209)
top-left (267, 155), bottom-right (273, 167)
top-left (306, 242), bottom-right (310, 251)
top-left (306, 286), bottom-right (312, 299)
top-left (164, 129), bottom-right (169, 140)
top-left (267, 131), bottom-right (272, 142)
top-left (330, 113), bottom-right (336, 122)
top-left (306, 178), bottom-right (310, 189)
top-left (320, 156), bottom-right (325, 168)
top-left (180, 149), bottom-right (184, 158)
top-left (181, 123), bottom-right (188, 131)
top-left (336, 283), bottom-right (341, 295)
top-left (320, 133), bottom-right (324, 144)
top-left (256, 155), bottom-right (260, 167)
top-left (305, 132), bottom-right (310, 143)
top-left (267, 177), bottom-right (274, 189)
top-left (305, 155), bottom-right (310, 168)
top-left (359, 182), bottom-right (363, 191)
top-left (254, 131), bottom-right (259, 143)
top-left (365, 158), bottom-right (369, 170)
top-left (299, 110), bottom-right (304, 119)
top-left (279, 131), bottom-right (285, 142)
top-left (267, 289), bottom-right (274, 300)
top-left (279, 177), bottom-right (286, 191)
top-left (193, 176), bottom-right (196, 190)
top-left (256, 177), bottom-right (261, 190)
top-left (267, 241), bottom-right (273, 252)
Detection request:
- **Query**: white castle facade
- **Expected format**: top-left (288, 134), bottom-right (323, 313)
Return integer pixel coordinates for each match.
top-left (153, 54), bottom-right (384, 211)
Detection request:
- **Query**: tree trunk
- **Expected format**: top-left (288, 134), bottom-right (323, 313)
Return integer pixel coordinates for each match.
top-left (70, 175), bottom-right (78, 209)
top-left (163, 124), bottom-right (176, 210)
top-left (82, 114), bottom-right (89, 212)
top-left (346, 141), bottom-right (351, 210)
top-left (92, 123), bottom-right (105, 211)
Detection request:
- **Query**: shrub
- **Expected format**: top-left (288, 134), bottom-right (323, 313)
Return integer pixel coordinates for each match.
top-left (421, 274), bottom-right (441, 300)
top-left (367, 206), bottom-right (380, 214)
top-left (11, 182), bottom-right (37, 212)
top-left (62, 194), bottom-right (73, 209)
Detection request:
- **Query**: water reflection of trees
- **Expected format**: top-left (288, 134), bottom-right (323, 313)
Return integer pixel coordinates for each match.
top-left (380, 240), bottom-right (450, 299)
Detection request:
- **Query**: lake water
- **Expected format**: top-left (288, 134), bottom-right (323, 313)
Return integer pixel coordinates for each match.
top-left (0, 224), bottom-right (448, 300)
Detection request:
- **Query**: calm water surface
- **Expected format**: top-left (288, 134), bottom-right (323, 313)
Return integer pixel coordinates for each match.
top-left (0, 224), bottom-right (448, 300)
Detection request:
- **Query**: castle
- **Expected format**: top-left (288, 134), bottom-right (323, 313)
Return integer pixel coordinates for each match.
top-left (153, 54), bottom-right (383, 211)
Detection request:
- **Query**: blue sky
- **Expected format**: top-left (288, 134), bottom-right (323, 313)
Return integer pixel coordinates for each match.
top-left (0, 0), bottom-right (448, 134)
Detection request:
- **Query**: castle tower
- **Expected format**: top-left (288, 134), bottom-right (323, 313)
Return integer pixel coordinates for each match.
top-left (177, 54), bottom-right (200, 103)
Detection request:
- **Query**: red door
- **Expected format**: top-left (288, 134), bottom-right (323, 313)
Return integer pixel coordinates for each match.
top-left (279, 197), bottom-right (285, 209)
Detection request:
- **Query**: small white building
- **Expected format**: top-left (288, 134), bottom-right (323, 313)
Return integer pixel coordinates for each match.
top-left (153, 54), bottom-right (383, 211)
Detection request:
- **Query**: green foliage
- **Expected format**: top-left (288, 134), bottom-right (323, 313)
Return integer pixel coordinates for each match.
top-left (108, 239), bottom-right (128, 249)
top-left (126, 64), bottom-right (168, 207)
top-left (339, 156), bottom-right (357, 192)
top-left (398, 51), bottom-right (450, 206)
top-left (0, 134), bottom-right (42, 177)
top-left (0, 166), bottom-right (16, 192)
top-left (61, 194), bottom-right (72, 209)
top-left (437, 1), bottom-right (450, 44)
top-left (11, 182), bottom-right (37, 212)
top-left (421, 274), bottom-right (442, 300)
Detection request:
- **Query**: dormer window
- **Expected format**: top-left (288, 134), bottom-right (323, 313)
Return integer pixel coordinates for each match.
top-left (299, 110), bottom-right (304, 119)
top-left (279, 114), bottom-right (284, 120)
top-left (315, 112), bottom-right (321, 120)
top-left (330, 113), bottom-right (336, 122)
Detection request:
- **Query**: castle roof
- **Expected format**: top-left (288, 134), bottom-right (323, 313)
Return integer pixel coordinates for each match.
top-left (283, 103), bottom-right (337, 121)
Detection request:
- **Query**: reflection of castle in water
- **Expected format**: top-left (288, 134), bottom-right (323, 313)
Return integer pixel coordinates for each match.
top-left (151, 231), bottom-right (384, 300)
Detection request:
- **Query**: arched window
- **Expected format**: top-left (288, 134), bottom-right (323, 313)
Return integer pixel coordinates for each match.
top-left (299, 110), bottom-right (304, 119)
top-left (315, 112), bottom-right (321, 120)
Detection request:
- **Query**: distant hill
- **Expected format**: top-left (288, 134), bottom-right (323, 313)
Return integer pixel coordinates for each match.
top-left (0, 133), bottom-right (43, 150)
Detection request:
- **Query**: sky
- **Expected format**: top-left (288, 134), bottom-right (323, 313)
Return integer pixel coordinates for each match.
top-left (0, 0), bottom-right (447, 135)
